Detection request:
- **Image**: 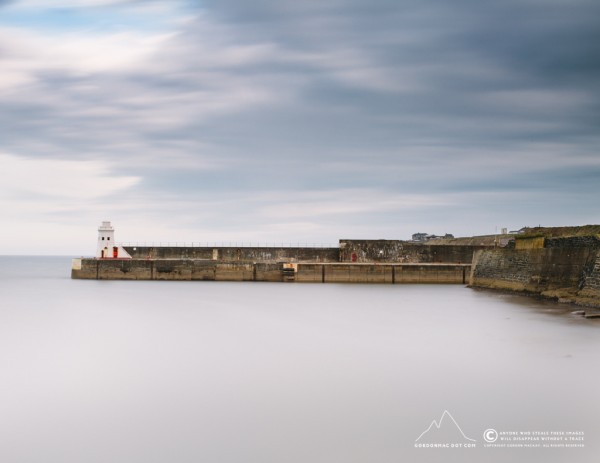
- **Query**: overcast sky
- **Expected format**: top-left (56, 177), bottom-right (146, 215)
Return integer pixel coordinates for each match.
top-left (1, 0), bottom-right (599, 254)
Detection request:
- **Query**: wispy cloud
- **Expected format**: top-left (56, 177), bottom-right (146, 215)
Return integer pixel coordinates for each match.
top-left (0, 152), bottom-right (139, 204)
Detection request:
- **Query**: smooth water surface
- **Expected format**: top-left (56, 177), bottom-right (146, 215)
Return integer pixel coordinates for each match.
top-left (1, 256), bottom-right (598, 462)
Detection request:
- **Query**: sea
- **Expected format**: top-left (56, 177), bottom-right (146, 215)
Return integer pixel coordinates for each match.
top-left (1, 255), bottom-right (598, 463)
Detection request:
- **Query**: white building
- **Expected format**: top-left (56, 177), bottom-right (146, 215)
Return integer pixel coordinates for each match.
top-left (96, 221), bottom-right (132, 259)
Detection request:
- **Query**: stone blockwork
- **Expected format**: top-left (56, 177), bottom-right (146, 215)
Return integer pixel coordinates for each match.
top-left (339, 240), bottom-right (489, 264)
top-left (470, 244), bottom-right (600, 307)
top-left (471, 248), bottom-right (594, 290)
top-left (72, 258), bottom-right (471, 284)
top-left (295, 263), bottom-right (468, 284)
top-left (543, 235), bottom-right (600, 249)
top-left (123, 246), bottom-right (339, 263)
top-left (122, 241), bottom-right (489, 264)
top-left (72, 259), bottom-right (284, 282)
top-left (579, 253), bottom-right (600, 302)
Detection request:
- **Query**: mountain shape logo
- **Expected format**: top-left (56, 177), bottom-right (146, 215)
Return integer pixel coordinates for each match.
top-left (415, 410), bottom-right (477, 443)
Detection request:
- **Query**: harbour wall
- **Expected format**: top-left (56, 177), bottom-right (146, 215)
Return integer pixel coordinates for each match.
top-left (294, 263), bottom-right (469, 284)
top-left (470, 236), bottom-right (600, 306)
top-left (122, 246), bottom-right (339, 262)
top-left (73, 241), bottom-right (481, 283)
top-left (122, 242), bottom-right (490, 264)
top-left (339, 240), bottom-right (489, 263)
top-left (71, 234), bottom-right (600, 304)
top-left (579, 252), bottom-right (600, 302)
top-left (72, 259), bottom-right (471, 284)
top-left (72, 259), bottom-right (283, 281)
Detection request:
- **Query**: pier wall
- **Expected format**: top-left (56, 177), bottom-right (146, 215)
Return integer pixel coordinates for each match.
top-left (339, 240), bottom-right (489, 263)
top-left (122, 246), bottom-right (339, 262)
top-left (470, 236), bottom-right (600, 306)
top-left (296, 263), bottom-right (469, 284)
top-left (72, 259), bottom-right (471, 284)
top-left (122, 242), bottom-right (488, 264)
top-left (71, 259), bottom-right (284, 282)
top-left (71, 234), bottom-right (600, 304)
top-left (579, 252), bottom-right (600, 301)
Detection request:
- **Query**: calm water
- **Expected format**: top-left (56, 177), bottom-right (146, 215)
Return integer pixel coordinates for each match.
top-left (0, 256), bottom-right (598, 463)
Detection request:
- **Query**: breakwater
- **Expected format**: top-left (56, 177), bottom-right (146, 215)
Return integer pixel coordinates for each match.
top-left (470, 236), bottom-right (600, 307)
top-left (122, 245), bottom-right (339, 262)
top-left (72, 241), bottom-right (486, 283)
top-left (122, 241), bottom-right (484, 264)
top-left (71, 231), bottom-right (600, 305)
top-left (71, 258), bottom-right (471, 284)
top-left (339, 240), bottom-right (484, 263)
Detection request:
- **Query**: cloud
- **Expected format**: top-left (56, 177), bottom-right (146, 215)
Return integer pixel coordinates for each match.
top-left (0, 0), bottom-right (599, 253)
top-left (13, 0), bottom-right (132, 7)
top-left (0, 152), bottom-right (139, 204)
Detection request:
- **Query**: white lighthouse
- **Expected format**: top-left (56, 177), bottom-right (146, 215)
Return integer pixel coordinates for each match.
top-left (96, 221), bottom-right (131, 259)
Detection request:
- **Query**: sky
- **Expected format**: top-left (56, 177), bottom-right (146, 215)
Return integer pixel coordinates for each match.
top-left (1, 0), bottom-right (599, 255)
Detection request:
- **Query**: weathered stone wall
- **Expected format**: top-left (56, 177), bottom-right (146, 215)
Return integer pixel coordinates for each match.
top-left (470, 246), bottom-right (600, 306)
top-left (71, 258), bottom-right (98, 279)
top-left (123, 246), bottom-right (339, 263)
top-left (72, 259), bottom-right (284, 282)
top-left (339, 240), bottom-right (488, 264)
top-left (295, 263), bottom-right (469, 283)
top-left (72, 259), bottom-right (470, 284)
top-left (578, 253), bottom-right (600, 303)
top-left (120, 241), bottom-right (489, 264)
top-left (471, 248), bottom-right (595, 291)
top-left (544, 235), bottom-right (600, 249)
top-left (514, 236), bottom-right (545, 249)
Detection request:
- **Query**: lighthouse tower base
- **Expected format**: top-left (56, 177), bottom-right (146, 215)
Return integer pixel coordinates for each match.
top-left (96, 221), bottom-right (131, 259)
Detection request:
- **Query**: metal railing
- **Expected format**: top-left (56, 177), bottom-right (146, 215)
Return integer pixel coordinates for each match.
top-left (118, 242), bottom-right (338, 249)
